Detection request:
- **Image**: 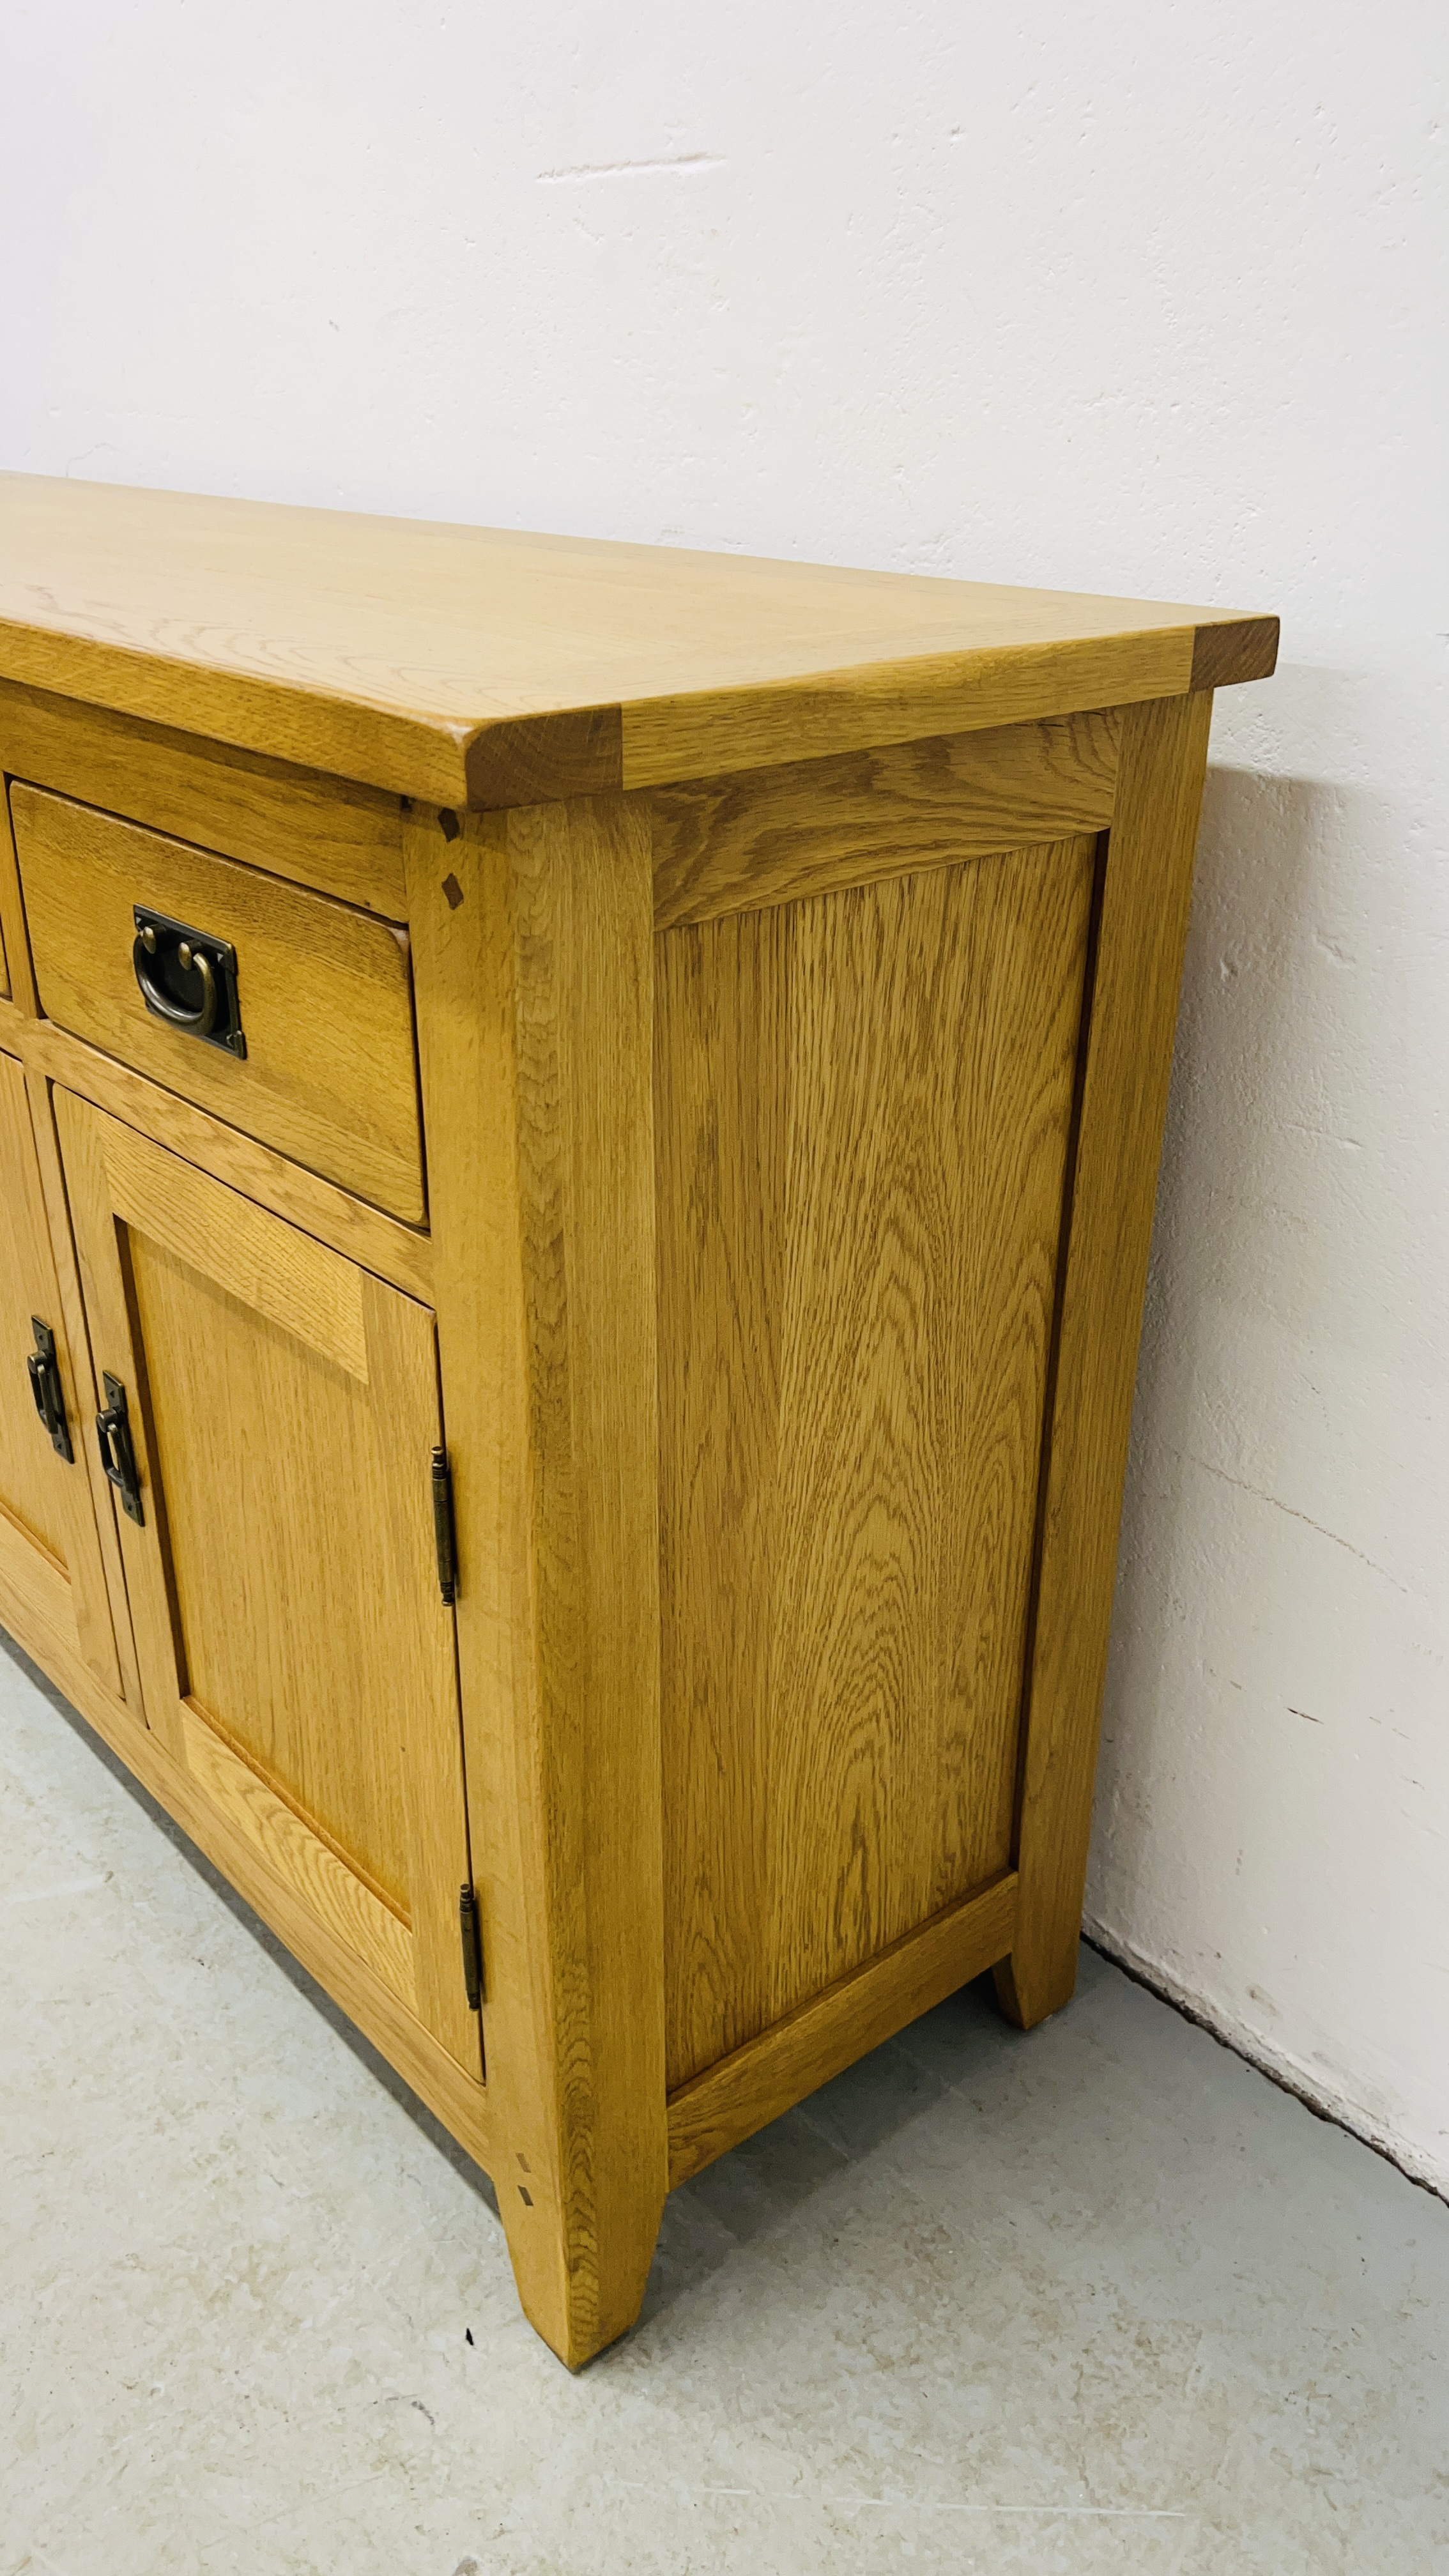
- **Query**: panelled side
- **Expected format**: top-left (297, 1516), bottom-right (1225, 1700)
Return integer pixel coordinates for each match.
top-left (656, 832), bottom-right (1096, 2091)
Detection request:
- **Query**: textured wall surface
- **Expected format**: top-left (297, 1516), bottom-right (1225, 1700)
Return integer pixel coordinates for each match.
top-left (3, 2), bottom-right (1445, 2184)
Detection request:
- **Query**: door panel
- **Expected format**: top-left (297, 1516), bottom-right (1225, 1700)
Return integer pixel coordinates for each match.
top-left (0, 1050), bottom-right (121, 1689)
top-left (54, 1084), bottom-right (480, 2076)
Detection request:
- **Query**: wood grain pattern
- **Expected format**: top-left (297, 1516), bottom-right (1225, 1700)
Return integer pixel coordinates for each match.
top-left (1189, 617), bottom-right (1279, 692)
top-left (20, 1020), bottom-right (433, 1303)
top-left (360, 1269), bottom-right (479, 2069)
top-left (651, 707), bottom-right (1121, 931)
top-left (51, 1085), bottom-right (482, 2078)
top-left (631, 641), bottom-right (1158, 794)
top-left (0, 1055), bottom-right (87, 1570)
top-left (21, 1062), bottom-right (149, 1722)
top-left (0, 678), bottom-right (407, 914)
top-left (0, 1567), bottom-right (495, 2181)
top-left (404, 791), bottom-right (667, 2369)
top-left (0, 1544), bottom-right (82, 1692)
top-left (0, 1048), bottom-right (121, 1691)
top-left (102, 1117), bottom-right (371, 1380)
top-left (0, 777), bottom-right (36, 1020)
top-left (180, 1703), bottom-right (416, 2007)
top-left (666, 1870), bottom-right (1019, 2185)
top-left (125, 1230), bottom-right (411, 1906)
top-left (656, 838), bottom-right (1095, 2091)
top-left (0, 1489), bottom-right (86, 1683)
top-left (0, 475), bottom-right (1275, 806)
top-left (13, 784), bottom-right (425, 1224)
top-left (42, 1084), bottom-right (170, 1747)
top-left (996, 692), bottom-right (1215, 2032)
top-left (464, 704), bottom-right (624, 809)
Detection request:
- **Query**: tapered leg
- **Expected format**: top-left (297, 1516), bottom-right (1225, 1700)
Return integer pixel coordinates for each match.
top-left (406, 790), bottom-right (667, 2366)
top-left (995, 692), bottom-right (1215, 2035)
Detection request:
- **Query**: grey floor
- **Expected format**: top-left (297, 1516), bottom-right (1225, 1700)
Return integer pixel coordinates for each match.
top-left (3, 1632), bottom-right (1447, 2576)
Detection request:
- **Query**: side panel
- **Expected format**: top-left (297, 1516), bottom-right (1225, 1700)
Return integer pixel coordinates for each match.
top-left (656, 835), bottom-right (1096, 2088)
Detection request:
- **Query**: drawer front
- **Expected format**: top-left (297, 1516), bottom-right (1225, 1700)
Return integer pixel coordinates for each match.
top-left (12, 784), bottom-right (425, 1225)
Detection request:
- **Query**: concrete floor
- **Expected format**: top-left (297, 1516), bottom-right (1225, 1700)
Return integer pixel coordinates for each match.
top-left (3, 1631), bottom-right (1447, 2576)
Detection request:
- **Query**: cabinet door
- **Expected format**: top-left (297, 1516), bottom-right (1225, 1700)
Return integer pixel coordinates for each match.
top-left (0, 1052), bottom-right (121, 1691)
top-left (54, 1085), bottom-right (481, 2078)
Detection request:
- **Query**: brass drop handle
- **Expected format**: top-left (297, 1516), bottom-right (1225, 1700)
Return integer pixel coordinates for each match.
top-left (96, 1373), bottom-right (145, 1526)
top-left (131, 907), bottom-right (246, 1057)
top-left (134, 922), bottom-right (218, 1034)
top-left (27, 1317), bottom-right (73, 1462)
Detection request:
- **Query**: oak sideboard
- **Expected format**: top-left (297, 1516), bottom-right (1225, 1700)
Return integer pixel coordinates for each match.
top-left (0, 474), bottom-right (1276, 2365)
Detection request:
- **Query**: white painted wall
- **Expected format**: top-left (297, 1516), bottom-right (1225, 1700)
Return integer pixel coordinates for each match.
top-left (4, 2), bottom-right (1446, 2184)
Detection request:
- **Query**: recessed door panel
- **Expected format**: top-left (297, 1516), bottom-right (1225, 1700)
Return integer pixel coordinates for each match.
top-left (54, 1084), bottom-right (480, 2077)
top-left (127, 1234), bottom-right (421, 1910)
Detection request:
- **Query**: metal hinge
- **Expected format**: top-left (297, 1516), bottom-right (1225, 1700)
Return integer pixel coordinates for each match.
top-left (459, 1882), bottom-right (483, 2012)
top-left (431, 1446), bottom-right (457, 1603)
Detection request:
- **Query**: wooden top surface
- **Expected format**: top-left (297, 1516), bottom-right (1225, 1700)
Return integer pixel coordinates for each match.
top-left (0, 475), bottom-right (1277, 809)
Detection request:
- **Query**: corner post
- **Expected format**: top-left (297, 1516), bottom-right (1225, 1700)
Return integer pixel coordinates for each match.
top-left (997, 690), bottom-right (1215, 2030)
top-left (404, 788), bottom-right (666, 2367)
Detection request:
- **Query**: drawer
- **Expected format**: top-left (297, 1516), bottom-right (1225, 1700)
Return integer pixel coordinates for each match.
top-left (11, 784), bottom-right (425, 1225)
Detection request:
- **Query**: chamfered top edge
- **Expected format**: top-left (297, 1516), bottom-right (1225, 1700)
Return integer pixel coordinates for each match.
top-left (0, 473), bottom-right (1278, 808)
